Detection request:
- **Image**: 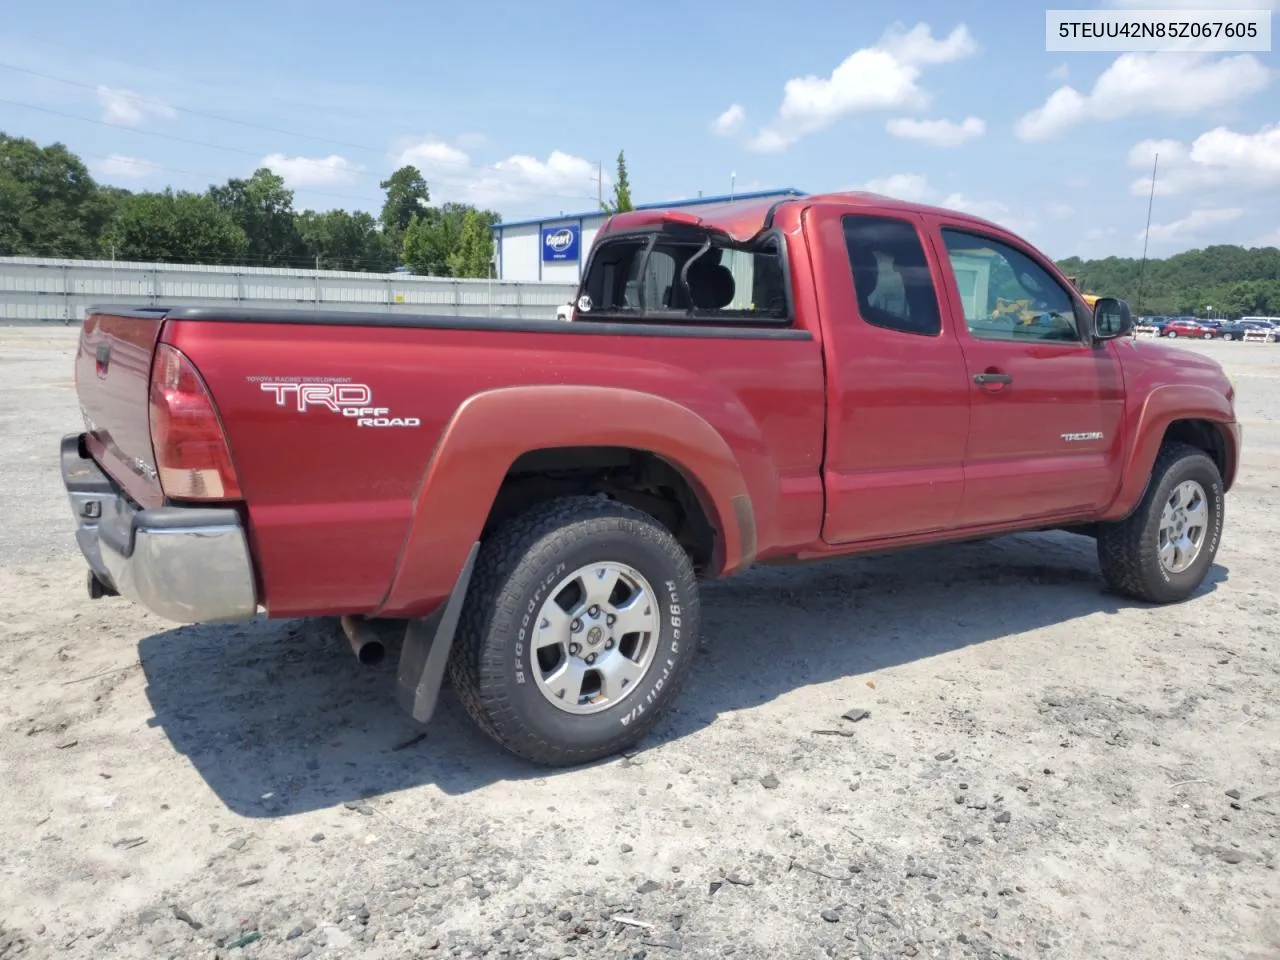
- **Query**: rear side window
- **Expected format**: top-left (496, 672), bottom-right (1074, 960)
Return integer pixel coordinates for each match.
top-left (579, 232), bottom-right (789, 324)
top-left (841, 215), bottom-right (941, 336)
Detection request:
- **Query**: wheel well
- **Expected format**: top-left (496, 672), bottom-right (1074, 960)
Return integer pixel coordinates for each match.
top-left (482, 446), bottom-right (719, 573)
top-left (1162, 419), bottom-right (1229, 481)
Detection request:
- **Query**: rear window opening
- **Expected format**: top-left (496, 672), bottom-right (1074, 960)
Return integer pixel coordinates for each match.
top-left (576, 229), bottom-right (791, 325)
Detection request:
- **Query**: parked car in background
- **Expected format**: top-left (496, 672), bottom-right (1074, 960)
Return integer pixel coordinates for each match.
top-left (1164, 318), bottom-right (1214, 339)
top-left (1240, 318), bottom-right (1280, 342)
top-left (1205, 320), bottom-right (1249, 341)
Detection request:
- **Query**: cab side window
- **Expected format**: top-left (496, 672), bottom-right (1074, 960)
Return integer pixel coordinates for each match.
top-left (841, 215), bottom-right (942, 336)
top-left (940, 229), bottom-right (1081, 342)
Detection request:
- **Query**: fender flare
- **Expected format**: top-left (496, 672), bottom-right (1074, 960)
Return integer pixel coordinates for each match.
top-left (373, 384), bottom-right (757, 618)
top-left (1103, 383), bottom-right (1237, 520)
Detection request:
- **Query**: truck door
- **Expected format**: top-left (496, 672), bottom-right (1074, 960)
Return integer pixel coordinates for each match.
top-left (926, 223), bottom-right (1125, 525)
top-left (809, 207), bottom-right (971, 543)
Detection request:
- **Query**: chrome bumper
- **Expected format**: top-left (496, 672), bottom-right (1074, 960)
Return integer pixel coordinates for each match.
top-left (60, 434), bottom-right (258, 624)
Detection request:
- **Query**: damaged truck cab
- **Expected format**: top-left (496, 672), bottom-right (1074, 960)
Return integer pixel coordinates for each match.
top-left (62, 191), bottom-right (1240, 765)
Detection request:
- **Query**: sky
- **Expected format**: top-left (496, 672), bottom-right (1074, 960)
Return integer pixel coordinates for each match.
top-left (1, 0), bottom-right (1276, 261)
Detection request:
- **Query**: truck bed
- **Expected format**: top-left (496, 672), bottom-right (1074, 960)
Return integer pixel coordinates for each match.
top-left (75, 303), bottom-right (827, 618)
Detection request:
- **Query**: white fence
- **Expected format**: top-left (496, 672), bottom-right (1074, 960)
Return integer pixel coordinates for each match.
top-left (0, 256), bottom-right (579, 324)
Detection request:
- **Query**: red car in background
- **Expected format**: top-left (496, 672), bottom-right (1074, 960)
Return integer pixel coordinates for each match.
top-left (1164, 318), bottom-right (1215, 339)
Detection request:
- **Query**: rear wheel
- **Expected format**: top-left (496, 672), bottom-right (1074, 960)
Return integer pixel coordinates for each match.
top-left (448, 496), bottom-right (700, 766)
top-left (1222, 332), bottom-right (1235, 341)
top-left (1097, 442), bottom-right (1224, 604)
top-left (1167, 330), bottom-right (1179, 338)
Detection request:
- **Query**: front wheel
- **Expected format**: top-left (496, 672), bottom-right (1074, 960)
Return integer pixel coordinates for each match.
top-left (448, 496), bottom-right (700, 766)
top-left (1222, 332), bottom-right (1235, 341)
top-left (1096, 442), bottom-right (1224, 604)
top-left (1167, 330), bottom-right (1179, 338)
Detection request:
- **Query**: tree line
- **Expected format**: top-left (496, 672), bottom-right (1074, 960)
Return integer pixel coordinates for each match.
top-left (1, 134), bottom-right (639, 278)
top-left (1058, 245), bottom-right (1280, 318)
top-left (0, 132), bottom-right (502, 276)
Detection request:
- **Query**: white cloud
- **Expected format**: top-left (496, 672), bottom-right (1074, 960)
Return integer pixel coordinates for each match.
top-left (860, 173), bottom-right (935, 202)
top-left (711, 104), bottom-right (746, 137)
top-left (92, 153), bottom-right (161, 179)
top-left (745, 22), bottom-right (977, 152)
top-left (850, 175), bottom-right (1037, 236)
top-left (95, 85), bottom-right (175, 126)
top-left (1015, 52), bottom-right (1270, 140)
top-left (396, 140), bottom-right (471, 170)
top-left (885, 115), bottom-right (984, 147)
top-left (260, 153), bottom-right (364, 187)
top-left (1127, 125), bottom-right (1280, 196)
top-left (1110, 0), bottom-right (1276, 8)
top-left (1049, 63), bottom-right (1070, 82)
top-left (1143, 207), bottom-right (1243, 243)
top-left (392, 139), bottom-right (603, 209)
top-left (940, 192), bottom-right (1038, 237)
top-left (454, 132), bottom-right (490, 150)
top-left (1047, 202), bottom-right (1075, 219)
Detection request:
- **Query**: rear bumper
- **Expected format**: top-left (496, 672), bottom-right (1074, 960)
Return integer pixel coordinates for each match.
top-left (61, 434), bottom-right (258, 623)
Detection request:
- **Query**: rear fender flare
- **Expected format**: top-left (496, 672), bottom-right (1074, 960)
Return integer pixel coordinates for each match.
top-left (374, 385), bottom-right (754, 618)
top-left (1103, 383), bottom-right (1236, 520)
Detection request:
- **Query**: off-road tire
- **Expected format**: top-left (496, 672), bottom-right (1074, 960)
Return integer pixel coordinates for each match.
top-left (1096, 442), bottom-right (1224, 604)
top-left (447, 495), bottom-right (701, 766)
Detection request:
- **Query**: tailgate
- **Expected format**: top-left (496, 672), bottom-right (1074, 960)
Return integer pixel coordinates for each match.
top-left (75, 307), bottom-right (169, 508)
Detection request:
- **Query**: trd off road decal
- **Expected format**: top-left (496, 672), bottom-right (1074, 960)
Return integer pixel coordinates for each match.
top-left (247, 375), bottom-right (420, 428)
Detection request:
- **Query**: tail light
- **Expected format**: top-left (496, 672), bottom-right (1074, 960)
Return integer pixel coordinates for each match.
top-left (148, 343), bottom-right (242, 500)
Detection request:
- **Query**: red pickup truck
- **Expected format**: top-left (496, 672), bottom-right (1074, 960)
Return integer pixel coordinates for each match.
top-left (61, 192), bottom-right (1240, 766)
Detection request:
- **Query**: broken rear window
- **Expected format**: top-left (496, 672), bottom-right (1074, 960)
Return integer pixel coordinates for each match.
top-left (576, 230), bottom-right (790, 325)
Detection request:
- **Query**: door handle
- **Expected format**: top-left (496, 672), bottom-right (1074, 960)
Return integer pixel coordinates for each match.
top-left (973, 372), bottom-right (1012, 385)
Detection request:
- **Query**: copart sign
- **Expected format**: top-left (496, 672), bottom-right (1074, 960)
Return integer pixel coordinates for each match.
top-left (248, 375), bottom-right (420, 428)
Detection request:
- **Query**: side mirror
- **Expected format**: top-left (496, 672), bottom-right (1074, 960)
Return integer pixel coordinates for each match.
top-left (1092, 297), bottom-right (1131, 341)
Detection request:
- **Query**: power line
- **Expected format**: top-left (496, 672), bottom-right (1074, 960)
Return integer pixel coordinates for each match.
top-left (0, 61), bottom-right (388, 157)
top-left (0, 40), bottom-right (434, 136)
top-left (0, 95), bottom-right (605, 211)
top-left (0, 96), bottom-right (383, 175)
top-left (76, 152), bottom-right (384, 206)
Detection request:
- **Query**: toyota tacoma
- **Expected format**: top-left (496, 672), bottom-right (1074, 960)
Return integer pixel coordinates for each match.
top-left (61, 191), bottom-right (1241, 765)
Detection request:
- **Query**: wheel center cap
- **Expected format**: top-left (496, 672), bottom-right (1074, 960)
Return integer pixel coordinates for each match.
top-left (587, 626), bottom-right (603, 645)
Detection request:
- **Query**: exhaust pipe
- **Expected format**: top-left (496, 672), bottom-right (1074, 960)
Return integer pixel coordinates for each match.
top-left (340, 615), bottom-right (386, 666)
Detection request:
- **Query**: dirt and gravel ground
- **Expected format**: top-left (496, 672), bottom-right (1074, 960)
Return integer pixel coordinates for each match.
top-left (1, 325), bottom-right (1277, 960)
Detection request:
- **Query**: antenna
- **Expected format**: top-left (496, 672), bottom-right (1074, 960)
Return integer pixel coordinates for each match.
top-left (1136, 152), bottom-right (1158, 315)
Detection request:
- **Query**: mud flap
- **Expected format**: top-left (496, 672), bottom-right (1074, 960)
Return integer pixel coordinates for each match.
top-left (395, 541), bottom-right (480, 724)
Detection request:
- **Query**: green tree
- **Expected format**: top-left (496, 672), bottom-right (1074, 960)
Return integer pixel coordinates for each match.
top-left (379, 165), bottom-right (430, 237)
top-left (99, 189), bottom-right (248, 263)
top-left (600, 149), bottom-right (634, 214)
top-left (1057, 243), bottom-right (1280, 317)
top-left (401, 211), bottom-right (451, 276)
top-left (297, 209), bottom-right (395, 271)
top-left (401, 202), bottom-right (499, 276)
top-left (208, 167), bottom-right (302, 266)
top-left (447, 207), bottom-right (495, 278)
top-left (0, 133), bottom-right (113, 257)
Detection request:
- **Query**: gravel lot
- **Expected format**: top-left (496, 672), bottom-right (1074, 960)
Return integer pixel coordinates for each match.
top-left (1, 326), bottom-right (1277, 960)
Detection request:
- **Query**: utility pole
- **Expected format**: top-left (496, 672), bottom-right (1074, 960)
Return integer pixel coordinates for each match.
top-left (1136, 152), bottom-right (1158, 315)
